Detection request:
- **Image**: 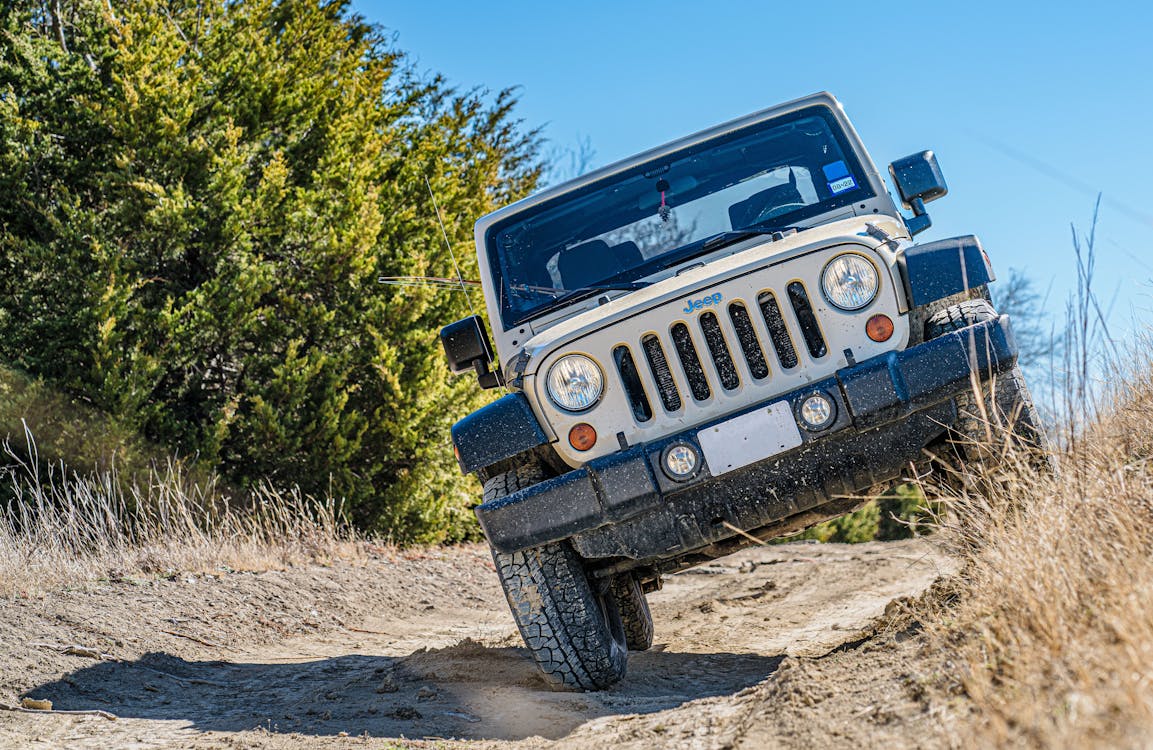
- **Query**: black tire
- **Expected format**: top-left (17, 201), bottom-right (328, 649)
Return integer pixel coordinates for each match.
top-left (481, 462), bottom-right (548, 503)
top-left (484, 467), bottom-right (628, 691)
top-left (610, 574), bottom-right (654, 651)
top-left (925, 300), bottom-right (1048, 462)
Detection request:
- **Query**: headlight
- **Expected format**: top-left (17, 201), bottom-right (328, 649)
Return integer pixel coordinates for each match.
top-left (820, 253), bottom-right (879, 311)
top-left (547, 354), bottom-right (603, 411)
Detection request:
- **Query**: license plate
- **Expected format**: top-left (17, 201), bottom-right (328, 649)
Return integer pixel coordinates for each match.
top-left (696, 401), bottom-right (803, 476)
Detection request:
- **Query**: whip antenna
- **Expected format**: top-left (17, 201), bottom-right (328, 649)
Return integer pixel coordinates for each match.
top-left (425, 176), bottom-right (477, 319)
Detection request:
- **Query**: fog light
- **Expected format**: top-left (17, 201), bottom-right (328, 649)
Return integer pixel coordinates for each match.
top-left (799, 393), bottom-right (836, 430)
top-left (662, 443), bottom-right (700, 480)
top-left (568, 423), bottom-right (597, 451)
top-left (866, 313), bottom-right (894, 342)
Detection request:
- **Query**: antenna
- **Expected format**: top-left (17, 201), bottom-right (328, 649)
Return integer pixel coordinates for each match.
top-left (378, 276), bottom-right (481, 291)
top-left (425, 176), bottom-right (478, 319)
top-left (424, 176), bottom-right (509, 395)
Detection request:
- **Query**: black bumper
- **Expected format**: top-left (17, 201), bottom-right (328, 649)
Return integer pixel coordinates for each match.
top-left (475, 316), bottom-right (1018, 560)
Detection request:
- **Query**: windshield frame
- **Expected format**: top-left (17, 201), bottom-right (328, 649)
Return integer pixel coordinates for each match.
top-left (483, 104), bottom-right (877, 329)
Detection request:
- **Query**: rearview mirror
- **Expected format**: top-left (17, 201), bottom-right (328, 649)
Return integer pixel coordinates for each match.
top-left (888, 151), bottom-right (947, 236)
top-left (440, 315), bottom-right (503, 389)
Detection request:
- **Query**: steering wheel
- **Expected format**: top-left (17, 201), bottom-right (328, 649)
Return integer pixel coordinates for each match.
top-left (752, 201), bottom-right (806, 224)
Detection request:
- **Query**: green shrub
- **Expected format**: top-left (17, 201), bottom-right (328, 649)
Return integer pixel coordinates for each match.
top-left (0, 0), bottom-right (541, 542)
top-left (790, 483), bottom-right (937, 544)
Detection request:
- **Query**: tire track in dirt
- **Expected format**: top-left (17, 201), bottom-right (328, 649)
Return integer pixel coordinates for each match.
top-left (1, 539), bottom-right (950, 749)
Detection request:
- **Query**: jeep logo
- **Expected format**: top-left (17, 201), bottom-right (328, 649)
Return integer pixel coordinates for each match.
top-left (682, 292), bottom-right (723, 314)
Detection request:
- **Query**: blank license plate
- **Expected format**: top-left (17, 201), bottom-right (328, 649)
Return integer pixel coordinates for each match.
top-left (696, 401), bottom-right (803, 476)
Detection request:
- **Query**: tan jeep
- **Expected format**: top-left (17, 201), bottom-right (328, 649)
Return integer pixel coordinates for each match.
top-left (440, 92), bottom-right (1041, 690)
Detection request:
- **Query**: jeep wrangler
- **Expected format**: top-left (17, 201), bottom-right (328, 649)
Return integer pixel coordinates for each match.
top-left (439, 92), bottom-right (1042, 691)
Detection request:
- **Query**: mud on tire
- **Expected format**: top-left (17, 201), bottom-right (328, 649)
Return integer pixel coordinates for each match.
top-left (485, 466), bottom-right (628, 691)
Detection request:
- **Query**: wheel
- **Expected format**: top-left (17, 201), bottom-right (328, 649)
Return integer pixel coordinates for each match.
top-left (484, 466), bottom-right (628, 691)
top-left (493, 542), bottom-right (629, 691)
top-left (924, 300), bottom-right (1048, 464)
top-left (609, 574), bottom-right (654, 651)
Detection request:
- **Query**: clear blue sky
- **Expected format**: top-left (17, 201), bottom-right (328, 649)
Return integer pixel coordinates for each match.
top-left (354, 0), bottom-right (1153, 337)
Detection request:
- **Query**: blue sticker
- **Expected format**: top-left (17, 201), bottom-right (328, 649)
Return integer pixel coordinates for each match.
top-left (828, 176), bottom-right (857, 195)
top-left (822, 160), bottom-right (850, 181)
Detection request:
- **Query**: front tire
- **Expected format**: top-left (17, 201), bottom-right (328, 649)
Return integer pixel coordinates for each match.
top-left (484, 467), bottom-right (628, 691)
top-left (493, 542), bottom-right (628, 691)
top-left (925, 299), bottom-right (1048, 465)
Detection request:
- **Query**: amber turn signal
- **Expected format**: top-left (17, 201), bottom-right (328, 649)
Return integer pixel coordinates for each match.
top-left (866, 314), bottom-right (894, 342)
top-left (568, 423), bottom-right (597, 451)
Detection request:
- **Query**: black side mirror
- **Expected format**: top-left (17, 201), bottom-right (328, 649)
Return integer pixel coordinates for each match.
top-left (440, 315), bottom-right (503, 389)
top-left (888, 150), bottom-right (948, 236)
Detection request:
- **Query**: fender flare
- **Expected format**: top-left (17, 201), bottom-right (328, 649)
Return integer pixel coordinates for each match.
top-left (451, 392), bottom-right (548, 475)
top-left (899, 235), bottom-right (996, 308)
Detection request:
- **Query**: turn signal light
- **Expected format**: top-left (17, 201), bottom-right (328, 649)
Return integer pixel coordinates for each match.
top-left (866, 314), bottom-right (894, 342)
top-left (568, 423), bottom-right (597, 451)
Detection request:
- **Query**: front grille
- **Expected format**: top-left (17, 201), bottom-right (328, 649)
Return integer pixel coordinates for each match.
top-left (621, 283), bottom-right (835, 419)
top-left (786, 282), bottom-right (828, 358)
top-left (641, 334), bottom-right (682, 412)
top-left (728, 302), bottom-right (770, 380)
top-left (613, 345), bottom-right (653, 422)
top-left (670, 322), bottom-right (711, 401)
top-left (699, 311), bottom-right (741, 391)
top-left (758, 291), bottom-right (799, 369)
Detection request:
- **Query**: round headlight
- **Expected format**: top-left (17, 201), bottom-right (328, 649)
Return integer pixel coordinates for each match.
top-left (546, 354), bottom-right (603, 411)
top-left (821, 253), bottom-right (879, 311)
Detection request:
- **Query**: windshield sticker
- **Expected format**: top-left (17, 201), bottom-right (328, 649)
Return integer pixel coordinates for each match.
top-left (683, 292), bottom-right (723, 314)
top-left (822, 160), bottom-right (850, 181)
top-left (828, 176), bottom-right (857, 195)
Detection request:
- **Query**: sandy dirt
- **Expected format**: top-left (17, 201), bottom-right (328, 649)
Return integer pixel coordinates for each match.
top-left (0, 539), bottom-right (957, 749)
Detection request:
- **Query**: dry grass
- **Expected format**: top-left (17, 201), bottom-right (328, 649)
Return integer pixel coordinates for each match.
top-left (925, 402), bottom-right (1153, 746)
top-left (0, 426), bottom-right (362, 598)
top-left (919, 214), bottom-right (1153, 746)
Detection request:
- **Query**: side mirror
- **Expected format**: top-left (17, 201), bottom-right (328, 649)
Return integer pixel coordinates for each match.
top-left (440, 315), bottom-right (503, 389)
top-left (888, 150), bottom-right (948, 236)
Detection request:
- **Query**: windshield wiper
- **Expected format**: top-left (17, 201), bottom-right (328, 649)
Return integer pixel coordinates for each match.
top-left (642, 227), bottom-right (799, 276)
top-left (509, 280), bottom-right (652, 317)
top-left (701, 227), bottom-right (799, 253)
top-left (510, 280), bottom-right (650, 299)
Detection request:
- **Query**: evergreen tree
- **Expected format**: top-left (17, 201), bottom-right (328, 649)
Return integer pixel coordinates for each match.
top-left (0, 0), bottom-right (540, 541)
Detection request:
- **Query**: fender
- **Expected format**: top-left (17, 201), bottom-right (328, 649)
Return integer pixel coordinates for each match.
top-left (899, 235), bottom-right (996, 308)
top-left (451, 392), bottom-right (548, 475)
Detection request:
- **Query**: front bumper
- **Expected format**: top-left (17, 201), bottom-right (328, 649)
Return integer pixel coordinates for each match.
top-left (475, 315), bottom-right (1018, 560)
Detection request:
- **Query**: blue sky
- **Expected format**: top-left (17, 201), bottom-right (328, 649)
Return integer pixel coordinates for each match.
top-left (354, 0), bottom-right (1153, 337)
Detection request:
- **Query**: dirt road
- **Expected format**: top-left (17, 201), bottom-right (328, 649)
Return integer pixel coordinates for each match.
top-left (0, 539), bottom-right (954, 749)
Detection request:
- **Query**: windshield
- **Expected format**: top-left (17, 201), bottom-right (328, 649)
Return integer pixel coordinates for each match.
top-left (486, 105), bottom-right (874, 327)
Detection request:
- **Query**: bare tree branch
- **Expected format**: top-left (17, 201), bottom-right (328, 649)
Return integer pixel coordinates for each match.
top-left (50, 0), bottom-right (68, 53)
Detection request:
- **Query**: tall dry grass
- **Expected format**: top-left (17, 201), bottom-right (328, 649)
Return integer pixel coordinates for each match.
top-left (927, 399), bottom-right (1153, 746)
top-left (922, 209), bottom-right (1153, 746)
top-left (0, 425), bottom-right (361, 598)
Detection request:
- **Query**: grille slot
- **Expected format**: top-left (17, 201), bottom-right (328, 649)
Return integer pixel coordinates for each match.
top-left (786, 282), bottom-right (828, 358)
top-left (613, 345), bottom-right (653, 422)
top-left (727, 302), bottom-right (770, 380)
top-left (641, 334), bottom-right (682, 412)
top-left (757, 291), bottom-right (800, 369)
top-left (699, 311), bottom-right (740, 391)
top-left (607, 275), bottom-right (852, 429)
top-left (670, 323), bottom-right (711, 401)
